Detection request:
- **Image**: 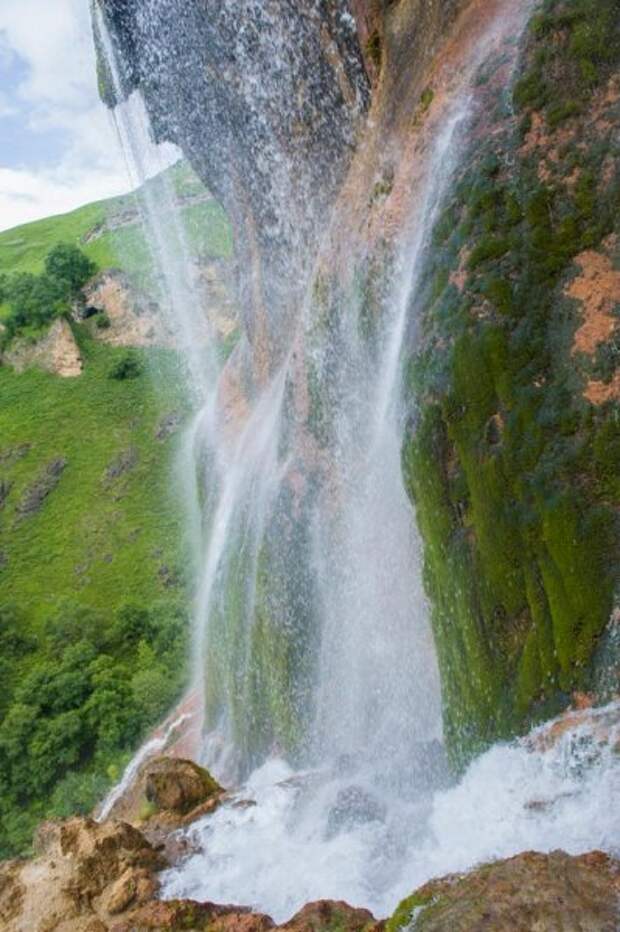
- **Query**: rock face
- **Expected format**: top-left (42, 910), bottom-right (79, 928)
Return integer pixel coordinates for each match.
top-left (401, 0), bottom-right (620, 763)
top-left (2, 317), bottom-right (83, 377)
top-left (97, 0), bottom-right (370, 380)
top-left (83, 270), bottom-right (171, 348)
top-left (95, 0), bottom-right (620, 770)
top-left (388, 850), bottom-right (620, 931)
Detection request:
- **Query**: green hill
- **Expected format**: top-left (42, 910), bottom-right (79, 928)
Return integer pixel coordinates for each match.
top-left (0, 164), bottom-right (229, 856)
top-left (0, 161), bottom-right (232, 293)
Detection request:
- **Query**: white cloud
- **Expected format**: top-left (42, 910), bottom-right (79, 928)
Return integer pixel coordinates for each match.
top-left (0, 0), bottom-right (135, 231)
top-left (0, 163), bottom-right (129, 232)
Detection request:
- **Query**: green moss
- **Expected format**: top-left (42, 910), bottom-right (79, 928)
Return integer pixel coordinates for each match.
top-left (386, 889), bottom-right (435, 931)
top-left (420, 86), bottom-right (435, 112)
top-left (401, 0), bottom-right (620, 765)
top-left (204, 490), bottom-right (317, 767)
top-left (513, 0), bottom-right (620, 128)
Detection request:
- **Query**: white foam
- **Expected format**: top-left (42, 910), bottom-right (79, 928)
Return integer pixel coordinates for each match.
top-left (160, 703), bottom-right (620, 922)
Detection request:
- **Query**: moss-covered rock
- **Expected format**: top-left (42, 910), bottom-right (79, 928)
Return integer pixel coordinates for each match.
top-left (402, 0), bottom-right (620, 767)
top-left (387, 850), bottom-right (620, 931)
top-left (203, 483), bottom-right (319, 770)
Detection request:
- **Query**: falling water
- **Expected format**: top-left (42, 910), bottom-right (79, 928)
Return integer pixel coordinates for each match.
top-left (160, 701), bottom-right (620, 921)
top-left (93, 0), bottom-right (619, 921)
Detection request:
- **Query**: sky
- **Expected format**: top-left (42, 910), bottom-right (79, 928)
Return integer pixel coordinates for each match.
top-left (0, 0), bottom-right (132, 233)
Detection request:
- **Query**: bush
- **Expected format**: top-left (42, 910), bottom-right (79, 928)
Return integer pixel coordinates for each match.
top-left (109, 351), bottom-right (143, 381)
top-left (4, 273), bottom-right (65, 334)
top-left (2, 244), bottom-right (98, 341)
top-left (0, 597), bottom-right (189, 854)
top-left (44, 243), bottom-right (97, 296)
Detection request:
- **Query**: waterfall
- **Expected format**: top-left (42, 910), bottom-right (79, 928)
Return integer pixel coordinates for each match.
top-left (92, 0), bottom-right (619, 920)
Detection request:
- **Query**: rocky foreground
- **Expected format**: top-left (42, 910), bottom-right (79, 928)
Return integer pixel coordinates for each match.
top-left (1, 751), bottom-right (618, 932)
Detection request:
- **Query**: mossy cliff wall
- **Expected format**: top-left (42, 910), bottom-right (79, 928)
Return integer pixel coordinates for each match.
top-left (402, 0), bottom-right (620, 765)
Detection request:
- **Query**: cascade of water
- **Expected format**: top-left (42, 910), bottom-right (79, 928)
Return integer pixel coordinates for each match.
top-left (310, 105), bottom-right (470, 773)
top-left (95, 3), bottom-right (223, 403)
top-left (160, 702), bottom-right (620, 920)
top-left (94, 0), bottom-right (525, 785)
top-left (93, 0), bottom-right (618, 920)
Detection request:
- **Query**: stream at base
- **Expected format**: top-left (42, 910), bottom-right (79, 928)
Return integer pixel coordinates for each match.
top-left (160, 702), bottom-right (619, 922)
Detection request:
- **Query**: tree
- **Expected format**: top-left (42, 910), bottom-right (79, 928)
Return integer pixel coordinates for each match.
top-left (4, 273), bottom-right (65, 333)
top-left (44, 243), bottom-right (97, 296)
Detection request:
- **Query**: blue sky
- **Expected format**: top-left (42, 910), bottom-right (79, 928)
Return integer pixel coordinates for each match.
top-left (0, 0), bottom-right (131, 232)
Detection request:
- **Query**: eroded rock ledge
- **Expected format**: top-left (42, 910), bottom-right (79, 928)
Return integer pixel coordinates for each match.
top-left (1, 811), bottom-right (617, 932)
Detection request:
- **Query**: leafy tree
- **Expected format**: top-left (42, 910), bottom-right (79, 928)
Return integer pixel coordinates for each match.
top-left (0, 597), bottom-right (189, 855)
top-left (111, 603), bottom-right (154, 647)
top-left (44, 243), bottom-right (97, 296)
top-left (4, 273), bottom-right (65, 334)
top-left (0, 604), bottom-right (34, 661)
top-left (46, 603), bottom-right (110, 654)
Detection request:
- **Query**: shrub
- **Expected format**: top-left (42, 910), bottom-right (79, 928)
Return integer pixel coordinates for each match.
top-left (44, 243), bottom-right (97, 297)
top-left (4, 273), bottom-right (65, 334)
top-left (109, 350), bottom-right (143, 381)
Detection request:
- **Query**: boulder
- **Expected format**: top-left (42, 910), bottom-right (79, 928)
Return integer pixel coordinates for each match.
top-left (388, 850), bottom-right (620, 931)
top-left (280, 901), bottom-right (383, 931)
top-left (144, 756), bottom-right (223, 815)
top-left (0, 817), bottom-right (165, 932)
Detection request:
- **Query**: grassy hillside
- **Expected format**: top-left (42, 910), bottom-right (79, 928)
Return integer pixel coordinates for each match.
top-left (0, 161), bottom-right (232, 292)
top-left (0, 163), bottom-right (229, 855)
top-left (0, 339), bottom-right (188, 625)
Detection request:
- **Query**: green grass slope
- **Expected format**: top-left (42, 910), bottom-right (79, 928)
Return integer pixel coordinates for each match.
top-left (0, 162), bottom-right (231, 855)
top-left (0, 160), bottom-right (232, 293)
top-left (0, 339), bottom-right (188, 624)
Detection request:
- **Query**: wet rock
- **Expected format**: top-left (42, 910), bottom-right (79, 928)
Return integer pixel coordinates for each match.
top-left (280, 900), bottom-right (383, 931)
top-left (325, 785), bottom-right (386, 837)
top-left (144, 757), bottom-right (223, 815)
top-left (388, 850), bottom-right (620, 931)
top-left (110, 900), bottom-right (275, 932)
top-left (523, 702), bottom-right (620, 756)
top-left (16, 457), bottom-right (66, 518)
